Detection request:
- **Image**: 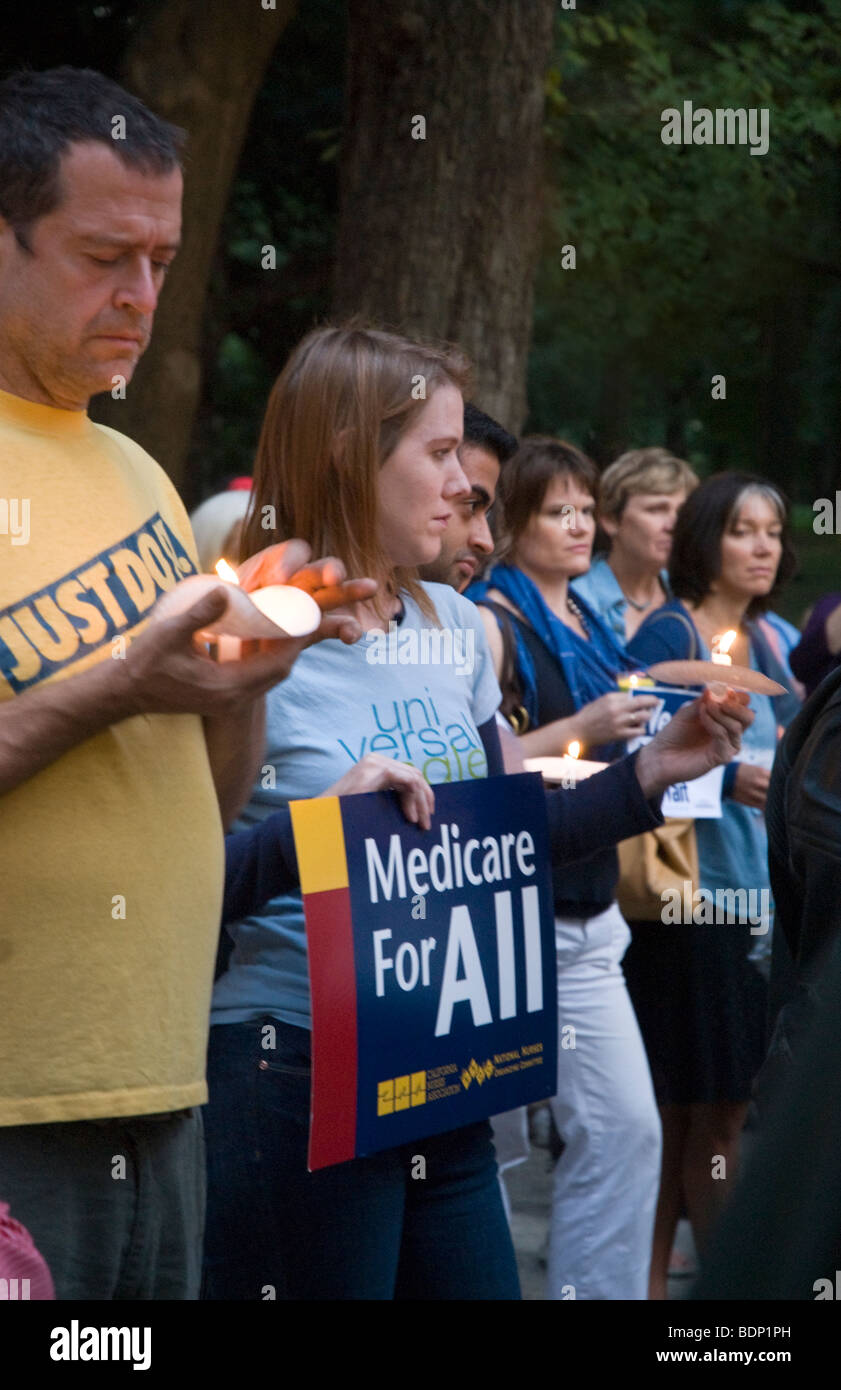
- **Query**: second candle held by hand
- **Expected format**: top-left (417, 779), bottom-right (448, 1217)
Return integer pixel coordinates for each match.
top-left (151, 558), bottom-right (322, 660)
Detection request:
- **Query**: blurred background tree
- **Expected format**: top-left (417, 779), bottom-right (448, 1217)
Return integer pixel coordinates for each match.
top-left (92, 0), bottom-right (297, 491)
top-left (332, 0), bottom-right (555, 432)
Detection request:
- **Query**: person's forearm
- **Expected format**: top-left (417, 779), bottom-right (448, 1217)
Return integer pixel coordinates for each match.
top-left (546, 751), bottom-right (663, 864)
top-left (518, 715), bottom-right (581, 758)
top-left (634, 741), bottom-right (677, 799)
top-left (204, 697), bottom-right (266, 830)
top-left (0, 657), bottom-right (137, 798)
top-left (223, 809), bottom-right (299, 923)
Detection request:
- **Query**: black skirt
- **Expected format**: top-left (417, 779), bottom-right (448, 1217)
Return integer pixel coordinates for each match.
top-left (622, 918), bottom-right (768, 1105)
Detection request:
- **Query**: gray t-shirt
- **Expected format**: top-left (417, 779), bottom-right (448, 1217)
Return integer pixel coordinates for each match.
top-left (211, 583), bottom-right (502, 1030)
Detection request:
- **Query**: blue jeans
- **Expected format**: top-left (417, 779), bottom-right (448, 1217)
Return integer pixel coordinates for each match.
top-left (202, 1019), bottom-right (521, 1300)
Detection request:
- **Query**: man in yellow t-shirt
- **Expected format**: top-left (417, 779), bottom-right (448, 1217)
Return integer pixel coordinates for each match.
top-left (0, 68), bottom-right (368, 1299)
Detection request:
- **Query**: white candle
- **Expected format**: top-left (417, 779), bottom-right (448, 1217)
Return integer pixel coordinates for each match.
top-left (249, 584), bottom-right (323, 637)
top-left (617, 672), bottom-right (654, 691)
top-left (215, 558), bottom-right (322, 638)
top-left (524, 751), bottom-right (608, 784)
top-left (711, 629), bottom-right (737, 665)
top-left (151, 563), bottom-right (322, 643)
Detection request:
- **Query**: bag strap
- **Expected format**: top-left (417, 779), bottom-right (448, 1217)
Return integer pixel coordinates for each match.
top-left (478, 600), bottom-right (530, 734)
top-left (641, 605), bottom-right (700, 661)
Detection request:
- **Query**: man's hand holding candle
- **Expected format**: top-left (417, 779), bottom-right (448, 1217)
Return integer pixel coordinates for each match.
top-left (122, 543), bottom-right (377, 718)
top-left (235, 540), bottom-right (377, 648)
top-left (634, 685), bottom-right (752, 800)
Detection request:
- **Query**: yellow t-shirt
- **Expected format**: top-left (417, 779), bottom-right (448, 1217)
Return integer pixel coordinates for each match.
top-left (0, 388), bottom-right (224, 1124)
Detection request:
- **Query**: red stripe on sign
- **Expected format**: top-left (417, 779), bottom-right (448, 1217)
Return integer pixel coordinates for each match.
top-left (305, 885), bottom-right (358, 1170)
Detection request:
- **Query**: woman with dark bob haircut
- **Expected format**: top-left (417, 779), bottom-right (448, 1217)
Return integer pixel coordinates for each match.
top-left (626, 471), bottom-right (801, 1298)
top-left (667, 473), bottom-right (798, 616)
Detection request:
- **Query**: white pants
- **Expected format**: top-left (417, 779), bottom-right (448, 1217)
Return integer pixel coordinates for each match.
top-left (548, 903), bottom-right (661, 1300)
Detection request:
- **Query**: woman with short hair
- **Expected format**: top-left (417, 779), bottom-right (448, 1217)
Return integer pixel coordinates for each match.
top-left (573, 447), bottom-right (698, 642)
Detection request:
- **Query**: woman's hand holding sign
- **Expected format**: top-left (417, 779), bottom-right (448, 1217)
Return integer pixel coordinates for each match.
top-left (323, 754), bottom-right (436, 831)
top-left (573, 690), bottom-right (660, 745)
top-left (730, 763), bottom-right (771, 811)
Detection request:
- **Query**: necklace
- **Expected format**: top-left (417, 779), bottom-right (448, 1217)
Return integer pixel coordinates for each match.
top-left (624, 574), bottom-right (668, 612)
top-left (624, 590), bottom-right (655, 612)
top-left (566, 594), bottom-right (590, 634)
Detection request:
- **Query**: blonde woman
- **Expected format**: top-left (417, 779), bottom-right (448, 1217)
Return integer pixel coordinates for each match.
top-left (573, 447), bottom-right (698, 642)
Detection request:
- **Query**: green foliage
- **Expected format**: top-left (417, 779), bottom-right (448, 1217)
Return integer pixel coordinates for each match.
top-left (529, 0), bottom-right (841, 500)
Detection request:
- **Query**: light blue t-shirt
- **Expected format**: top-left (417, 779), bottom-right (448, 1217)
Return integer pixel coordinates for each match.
top-left (572, 554), bottom-right (671, 645)
top-left (211, 583), bottom-right (502, 1030)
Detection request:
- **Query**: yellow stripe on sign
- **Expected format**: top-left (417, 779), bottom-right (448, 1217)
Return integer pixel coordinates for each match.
top-left (289, 796), bottom-right (349, 894)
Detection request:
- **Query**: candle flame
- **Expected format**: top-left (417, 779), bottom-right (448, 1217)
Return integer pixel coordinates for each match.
top-left (567, 740), bottom-right (581, 760)
top-left (711, 629), bottom-right (737, 663)
top-left (215, 558), bottom-right (240, 585)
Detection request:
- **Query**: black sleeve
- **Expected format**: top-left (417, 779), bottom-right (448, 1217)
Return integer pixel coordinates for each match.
top-left (221, 745), bottom-right (661, 923)
top-left (772, 697), bottom-right (841, 970)
top-left (694, 931), bottom-right (841, 1300)
top-left (221, 810), bottom-right (299, 926)
top-left (545, 751), bottom-right (663, 864)
top-left (478, 715), bottom-right (505, 777)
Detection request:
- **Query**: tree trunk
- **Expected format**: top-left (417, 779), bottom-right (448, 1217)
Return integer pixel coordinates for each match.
top-left (333, 0), bottom-right (555, 433)
top-left (90, 0), bottom-right (296, 498)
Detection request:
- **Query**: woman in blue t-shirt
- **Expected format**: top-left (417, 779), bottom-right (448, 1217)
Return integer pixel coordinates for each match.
top-left (626, 472), bottom-right (800, 1298)
top-left (202, 326), bottom-right (754, 1301)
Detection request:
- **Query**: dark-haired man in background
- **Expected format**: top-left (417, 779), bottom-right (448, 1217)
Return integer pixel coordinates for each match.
top-left (419, 401), bottom-right (517, 592)
top-left (420, 403), bottom-right (533, 1189)
top-left (0, 66), bottom-right (367, 1299)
